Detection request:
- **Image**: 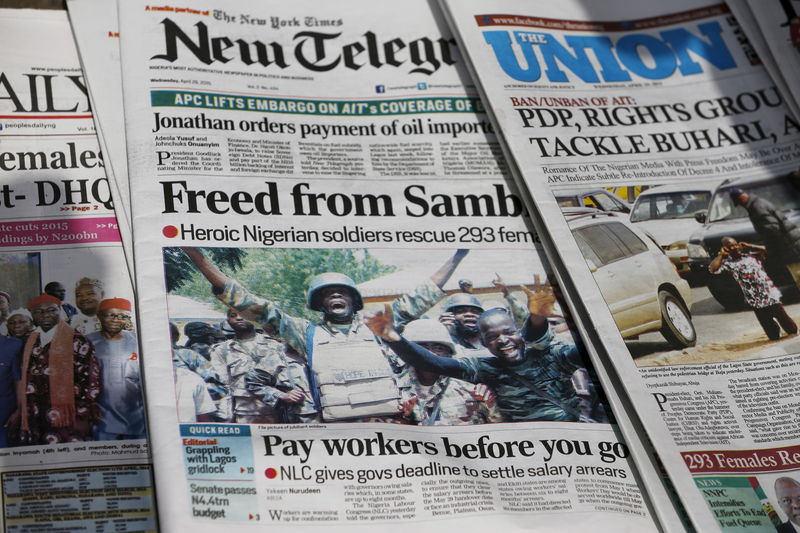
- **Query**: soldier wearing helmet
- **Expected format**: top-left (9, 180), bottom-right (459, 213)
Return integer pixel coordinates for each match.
top-left (365, 278), bottom-right (603, 423)
top-left (182, 247), bottom-right (469, 423)
top-left (398, 319), bottom-right (502, 425)
top-left (439, 275), bottom-right (530, 357)
top-left (439, 292), bottom-right (486, 354)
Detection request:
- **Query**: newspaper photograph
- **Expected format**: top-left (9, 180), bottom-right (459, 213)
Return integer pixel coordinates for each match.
top-left (439, 0), bottom-right (800, 530)
top-left (115, 0), bottom-right (666, 530)
top-left (0, 8), bottom-right (155, 532)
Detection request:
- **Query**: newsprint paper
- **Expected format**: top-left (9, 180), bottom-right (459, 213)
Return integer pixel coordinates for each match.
top-left (0, 8), bottom-right (155, 532)
top-left (117, 0), bottom-right (670, 531)
top-left (65, 0), bottom-right (136, 274)
top-left (440, 0), bottom-right (800, 531)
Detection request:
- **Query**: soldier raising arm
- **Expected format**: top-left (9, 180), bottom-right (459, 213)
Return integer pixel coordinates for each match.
top-left (180, 247), bottom-right (470, 355)
top-left (365, 278), bottom-right (598, 423)
top-left (181, 247), bottom-right (470, 422)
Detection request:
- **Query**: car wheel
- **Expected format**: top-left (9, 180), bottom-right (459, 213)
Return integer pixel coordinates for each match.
top-left (659, 290), bottom-right (697, 349)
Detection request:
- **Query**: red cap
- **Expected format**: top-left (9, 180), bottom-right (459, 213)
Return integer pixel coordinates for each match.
top-left (99, 298), bottom-right (131, 312)
top-left (27, 294), bottom-right (61, 310)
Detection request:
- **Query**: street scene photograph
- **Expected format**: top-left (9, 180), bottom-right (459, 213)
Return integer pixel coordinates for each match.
top-left (557, 171), bottom-right (800, 366)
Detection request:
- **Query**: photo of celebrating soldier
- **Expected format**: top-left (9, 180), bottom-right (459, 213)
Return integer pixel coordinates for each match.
top-left (165, 246), bottom-right (608, 425)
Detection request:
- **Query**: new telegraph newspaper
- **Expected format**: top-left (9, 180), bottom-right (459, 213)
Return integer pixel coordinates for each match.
top-left (0, 8), bottom-right (155, 532)
top-left (115, 0), bottom-right (672, 530)
top-left (440, 0), bottom-right (800, 530)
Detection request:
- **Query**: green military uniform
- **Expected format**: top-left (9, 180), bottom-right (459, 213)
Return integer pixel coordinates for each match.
top-left (220, 278), bottom-right (445, 422)
top-left (209, 334), bottom-right (286, 423)
top-left (447, 294), bottom-right (527, 358)
top-left (172, 345), bottom-right (225, 399)
top-left (399, 369), bottom-right (503, 425)
top-left (246, 346), bottom-right (319, 424)
top-left (505, 293), bottom-right (529, 327)
top-left (457, 328), bottom-right (583, 422)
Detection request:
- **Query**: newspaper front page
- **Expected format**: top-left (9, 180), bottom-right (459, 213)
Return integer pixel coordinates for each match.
top-left (0, 9), bottom-right (155, 532)
top-left (440, 0), bottom-right (800, 531)
top-left (65, 0), bottom-right (135, 274)
top-left (117, 0), bottom-right (665, 530)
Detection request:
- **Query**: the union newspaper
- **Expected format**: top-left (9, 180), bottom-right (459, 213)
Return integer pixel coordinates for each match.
top-left (0, 8), bottom-right (155, 532)
top-left (440, 0), bottom-right (800, 531)
top-left (116, 0), bottom-right (668, 530)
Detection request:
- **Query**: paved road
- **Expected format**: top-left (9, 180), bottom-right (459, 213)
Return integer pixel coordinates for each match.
top-left (628, 285), bottom-right (800, 366)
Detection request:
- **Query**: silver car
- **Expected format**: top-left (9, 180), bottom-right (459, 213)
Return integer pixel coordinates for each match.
top-left (567, 209), bottom-right (696, 349)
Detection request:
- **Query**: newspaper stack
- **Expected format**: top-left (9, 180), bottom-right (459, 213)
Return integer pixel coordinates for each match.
top-left (2, 0), bottom-right (800, 531)
top-left (0, 7), bottom-right (154, 532)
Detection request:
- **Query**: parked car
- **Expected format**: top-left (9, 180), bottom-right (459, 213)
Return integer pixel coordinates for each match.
top-left (629, 181), bottom-right (719, 280)
top-left (687, 174), bottom-right (800, 310)
top-left (565, 208), bottom-right (696, 349)
top-left (555, 189), bottom-right (631, 213)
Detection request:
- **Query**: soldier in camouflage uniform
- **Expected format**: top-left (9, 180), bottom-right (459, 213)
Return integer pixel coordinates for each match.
top-left (210, 309), bottom-right (287, 423)
top-left (397, 319), bottom-right (503, 425)
top-left (438, 275), bottom-right (529, 358)
top-left (182, 247), bottom-right (469, 423)
top-left (366, 278), bottom-right (602, 423)
top-left (247, 344), bottom-right (319, 424)
top-left (170, 322), bottom-right (226, 401)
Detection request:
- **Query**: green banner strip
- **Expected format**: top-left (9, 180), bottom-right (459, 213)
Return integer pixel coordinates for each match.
top-left (151, 90), bottom-right (484, 116)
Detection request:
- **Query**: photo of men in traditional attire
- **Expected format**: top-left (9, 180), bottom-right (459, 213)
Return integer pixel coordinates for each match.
top-left (16, 294), bottom-right (101, 445)
top-left (87, 298), bottom-right (146, 440)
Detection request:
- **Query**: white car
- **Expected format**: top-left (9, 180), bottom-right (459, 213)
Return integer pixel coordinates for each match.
top-left (629, 182), bottom-right (719, 276)
top-left (566, 209), bottom-right (697, 349)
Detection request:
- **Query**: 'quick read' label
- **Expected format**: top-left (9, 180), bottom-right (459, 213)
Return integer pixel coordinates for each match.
top-left (180, 424), bottom-right (257, 522)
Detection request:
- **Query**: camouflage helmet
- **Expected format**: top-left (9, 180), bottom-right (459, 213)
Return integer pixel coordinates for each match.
top-left (402, 319), bottom-right (455, 354)
top-left (306, 272), bottom-right (364, 312)
top-left (443, 293), bottom-right (484, 314)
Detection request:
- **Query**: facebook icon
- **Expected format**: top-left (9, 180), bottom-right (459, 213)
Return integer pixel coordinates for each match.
top-left (375, 85), bottom-right (385, 93)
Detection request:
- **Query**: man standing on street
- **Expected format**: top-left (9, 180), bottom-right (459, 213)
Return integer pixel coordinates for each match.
top-left (710, 237), bottom-right (798, 341)
top-left (730, 186), bottom-right (800, 281)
